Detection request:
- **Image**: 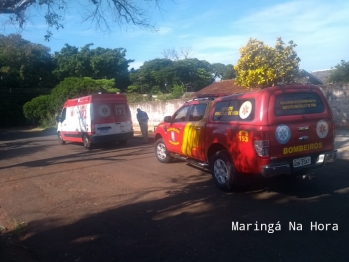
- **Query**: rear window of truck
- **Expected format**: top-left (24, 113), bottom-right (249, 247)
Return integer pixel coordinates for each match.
top-left (274, 92), bottom-right (325, 116)
top-left (213, 99), bottom-right (255, 121)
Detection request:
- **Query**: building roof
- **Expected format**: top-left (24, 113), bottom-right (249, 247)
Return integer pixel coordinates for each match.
top-left (311, 69), bottom-right (332, 83)
top-left (194, 79), bottom-right (260, 97)
top-left (299, 70), bottom-right (324, 85)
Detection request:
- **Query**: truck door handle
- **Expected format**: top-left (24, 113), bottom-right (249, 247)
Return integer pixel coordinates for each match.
top-left (195, 127), bottom-right (201, 130)
top-left (178, 127), bottom-right (182, 130)
top-left (299, 136), bottom-right (309, 141)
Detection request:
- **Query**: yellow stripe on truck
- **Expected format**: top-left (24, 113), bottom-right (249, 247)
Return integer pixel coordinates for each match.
top-left (181, 122), bottom-right (204, 157)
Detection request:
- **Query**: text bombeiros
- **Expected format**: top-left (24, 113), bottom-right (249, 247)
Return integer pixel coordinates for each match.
top-left (231, 221), bottom-right (338, 233)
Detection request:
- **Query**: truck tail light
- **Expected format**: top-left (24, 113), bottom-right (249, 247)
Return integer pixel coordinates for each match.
top-left (254, 131), bottom-right (269, 157)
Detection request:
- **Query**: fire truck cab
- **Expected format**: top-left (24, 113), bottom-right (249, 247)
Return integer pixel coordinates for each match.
top-left (154, 84), bottom-right (337, 191)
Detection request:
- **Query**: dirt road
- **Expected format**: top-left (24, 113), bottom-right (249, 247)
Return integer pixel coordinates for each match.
top-left (0, 128), bottom-right (349, 262)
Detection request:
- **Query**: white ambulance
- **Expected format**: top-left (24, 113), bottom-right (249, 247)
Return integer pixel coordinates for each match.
top-left (56, 94), bottom-right (133, 149)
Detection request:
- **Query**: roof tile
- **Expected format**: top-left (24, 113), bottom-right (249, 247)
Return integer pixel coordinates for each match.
top-left (194, 79), bottom-right (261, 96)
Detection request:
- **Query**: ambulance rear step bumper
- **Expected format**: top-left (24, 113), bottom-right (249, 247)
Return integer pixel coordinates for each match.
top-left (261, 150), bottom-right (337, 178)
top-left (170, 153), bottom-right (209, 168)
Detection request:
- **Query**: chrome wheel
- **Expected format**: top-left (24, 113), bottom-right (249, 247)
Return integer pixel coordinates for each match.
top-left (157, 142), bottom-right (167, 160)
top-left (214, 159), bottom-right (228, 185)
top-left (154, 138), bottom-right (172, 163)
top-left (210, 151), bottom-right (235, 191)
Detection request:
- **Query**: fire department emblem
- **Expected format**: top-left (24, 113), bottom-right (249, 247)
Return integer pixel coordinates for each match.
top-left (276, 125), bottom-right (291, 144)
top-left (316, 120), bottom-right (328, 138)
top-left (99, 104), bottom-right (111, 117)
top-left (239, 101), bottom-right (252, 119)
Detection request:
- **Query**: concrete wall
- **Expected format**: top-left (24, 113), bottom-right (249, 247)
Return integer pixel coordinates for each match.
top-left (130, 83), bottom-right (349, 131)
top-left (129, 98), bottom-right (188, 132)
top-left (319, 83), bottom-right (349, 128)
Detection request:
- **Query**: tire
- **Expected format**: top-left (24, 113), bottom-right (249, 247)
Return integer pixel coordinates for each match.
top-left (83, 134), bottom-right (92, 149)
top-left (58, 132), bottom-right (66, 145)
top-left (210, 151), bottom-right (236, 191)
top-left (155, 138), bottom-right (172, 163)
top-left (119, 140), bottom-right (127, 145)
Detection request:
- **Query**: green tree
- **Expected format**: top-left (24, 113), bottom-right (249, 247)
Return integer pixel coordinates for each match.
top-left (50, 77), bottom-right (120, 112)
top-left (128, 59), bottom-right (174, 94)
top-left (23, 95), bottom-right (54, 126)
top-left (1, 0), bottom-right (163, 41)
top-left (234, 38), bottom-right (300, 88)
top-left (172, 58), bottom-right (214, 91)
top-left (128, 58), bottom-right (215, 94)
top-left (23, 77), bottom-right (120, 125)
top-left (53, 44), bottom-right (133, 91)
top-left (0, 34), bottom-right (56, 90)
top-left (329, 60), bottom-right (349, 83)
top-left (212, 63), bottom-right (236, 80)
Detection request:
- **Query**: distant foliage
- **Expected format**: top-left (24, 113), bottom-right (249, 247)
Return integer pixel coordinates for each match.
top-left (329, 60), bottom-right (349, 83)
top-left (53, 44), bottom-right (132, 91)
top-left (234, 38), bottom-right (300, 88)
top-left (0, 34), bottom-right (57, 90)
top-left (128, 58), bottom-right (223, 94)
top-left (23, 77), bottom-right (120, 126)
top-left (211, 63), bottom-right (236, 80)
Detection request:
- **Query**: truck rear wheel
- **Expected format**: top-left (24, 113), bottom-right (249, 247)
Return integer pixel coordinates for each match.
top-left (211, 151), bottom-right (236, 191)
top-left (58, 132), bottom-right (66, 145)
top-left (83, 134), bottom-right (92, 149)
top-left (155, 138), bottom-right (172, 163)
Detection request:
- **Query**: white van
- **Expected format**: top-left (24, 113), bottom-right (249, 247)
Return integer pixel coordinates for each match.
top-left (56, 94), bottom-right (133, 149)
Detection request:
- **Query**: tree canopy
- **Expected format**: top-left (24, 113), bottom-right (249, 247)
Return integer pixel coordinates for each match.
top-left (23, 77), bottom-right (119, 125)
top-left (234, 38), bottom-right (300, 88)
top-left (329, 60), bottom-right (349, 83)
top-left (0, 0), bottom-right (162, 41)
top-left (128, 58), bottom-right (227, 94)
top-left (53, 43), bottom-right (133, 91)
top-left (0, 34), bottom-right (56, 89)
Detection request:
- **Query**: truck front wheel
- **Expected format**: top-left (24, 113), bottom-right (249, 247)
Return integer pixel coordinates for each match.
top-left (211, 151), bottom-right (236, 191)
top-left (155, 138), bottom-right (172, 163)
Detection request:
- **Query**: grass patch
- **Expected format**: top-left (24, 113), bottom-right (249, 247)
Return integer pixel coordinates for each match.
top-left (12, 220), bottom-right (27, 238)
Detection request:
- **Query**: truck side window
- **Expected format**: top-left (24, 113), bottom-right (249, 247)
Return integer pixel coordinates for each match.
top-left (173, 106), bottom-right (190, 122)
top-left (61, 108), bottom-right (67, 122)
top-left (213, 99), bottom-right (255, 121)
top-left (189, 104), bottom-right (207, 121)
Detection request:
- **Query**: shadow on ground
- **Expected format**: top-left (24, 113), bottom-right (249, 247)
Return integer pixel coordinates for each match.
top-left (2, 159), bottom-right (349, 262)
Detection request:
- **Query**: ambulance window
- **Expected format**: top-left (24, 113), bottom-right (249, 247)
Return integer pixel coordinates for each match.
top-left (61, 108), bottom-right (66, 122)
top-left (213, 99), bottom-right (255, 121)
top-left (173, 106), bottom-right (190, 122)
top-left (274, 92), bottom-right (325, 116)
top-left (189, 104), bottom-right (207, 121)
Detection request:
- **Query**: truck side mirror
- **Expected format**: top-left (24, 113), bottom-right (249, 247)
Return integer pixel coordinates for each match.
top-left (163, 116), bottom-right (172, 123)
top-left (55, 116), bottom-right (61, 122)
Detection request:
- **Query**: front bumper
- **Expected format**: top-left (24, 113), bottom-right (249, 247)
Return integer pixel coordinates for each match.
top-left (261, 150), bottom-right (338, 178)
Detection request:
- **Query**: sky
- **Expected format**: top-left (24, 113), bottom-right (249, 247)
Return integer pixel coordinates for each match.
top-left (1, 0), bottom-right (348, 72)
